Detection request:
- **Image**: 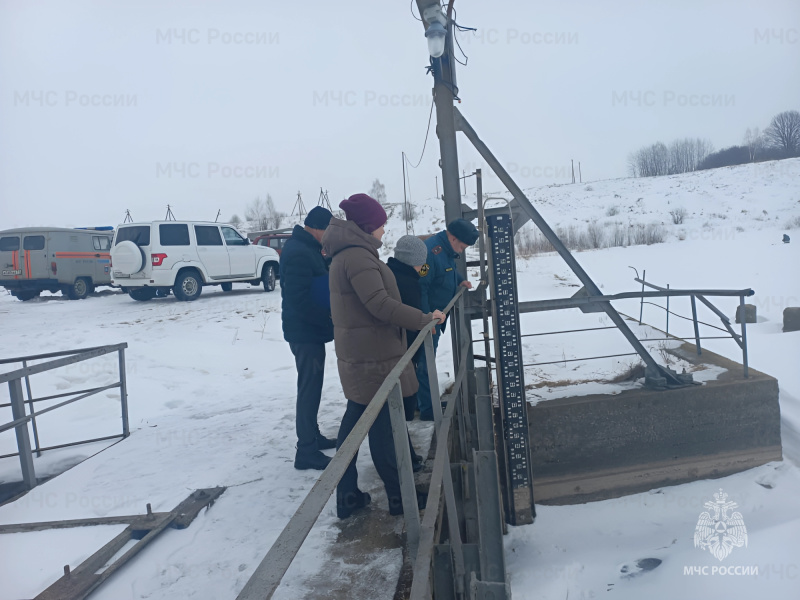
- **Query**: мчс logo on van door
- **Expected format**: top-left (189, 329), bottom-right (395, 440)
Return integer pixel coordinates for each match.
top-left (2, 269), bottom-right (22, 276)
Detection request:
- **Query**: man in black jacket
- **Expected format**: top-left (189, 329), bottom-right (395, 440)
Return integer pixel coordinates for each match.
top-left (387, 235), bottom-right (430, 421)
top-left (280, 206), bottom-right (336, 470)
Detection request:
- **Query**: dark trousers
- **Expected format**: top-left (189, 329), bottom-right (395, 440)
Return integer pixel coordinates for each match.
top-left (415, 330), bottom-right (440, 414)
top-left (403, 394), bottom-right (417, 421)
top-left (289, 341), bottom-right (326, 455)
top-left (336, 400), bottom-right (402, 503)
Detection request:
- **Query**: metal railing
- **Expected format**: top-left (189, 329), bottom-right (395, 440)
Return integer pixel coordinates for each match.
top-left (467, 282), bottom-right (755, 380)
top-left (633, 275), bottom-right (752, 377)
top-left (0, 344), bottom-right (130, 491)
top-left (237, 288), bottom-right (469, 599)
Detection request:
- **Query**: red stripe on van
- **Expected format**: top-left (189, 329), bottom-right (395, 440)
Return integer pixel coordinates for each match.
top-left (12, 251), bottom-right (19, 279)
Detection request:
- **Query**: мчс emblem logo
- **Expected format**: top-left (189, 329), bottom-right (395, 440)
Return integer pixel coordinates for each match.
top-left (694, 488), bottom-right (748, 561)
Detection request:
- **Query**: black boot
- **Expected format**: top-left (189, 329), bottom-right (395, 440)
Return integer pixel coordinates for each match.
top-left (337, 490), bottom-right (372, 519)
top-left (388, 492), bottom-right (428, 516)
top-left (294, 449), bottom-right (331, 471)
top-left (316, 434), bottom-right (337, 450)
top-left (412, 454), bottom-right (424, 473)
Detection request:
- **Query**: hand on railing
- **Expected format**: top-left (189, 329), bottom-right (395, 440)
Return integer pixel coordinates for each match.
top-left (431, 310), bottom-right (446, 325)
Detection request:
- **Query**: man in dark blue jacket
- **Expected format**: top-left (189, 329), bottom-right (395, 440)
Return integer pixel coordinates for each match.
top-left (280, 206), bottom-right (336, 470)
top-left (416, 219), bottom-right (479, 420)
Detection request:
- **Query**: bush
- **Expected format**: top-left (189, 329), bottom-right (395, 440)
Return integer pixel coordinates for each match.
top-left (669, 207), bottom-right (687, 224)
top-left (606, 205), bottom-right (620, 217)
top-left (514, 220), bottom-right (664, 256)
top-left (785, 215), bottom-right (800, 229)
top-left (585, 221), bottom-right (605, 249)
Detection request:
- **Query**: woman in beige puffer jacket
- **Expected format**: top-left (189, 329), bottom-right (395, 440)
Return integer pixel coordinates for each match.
top-left (322, 194), bottom-right (443, 518)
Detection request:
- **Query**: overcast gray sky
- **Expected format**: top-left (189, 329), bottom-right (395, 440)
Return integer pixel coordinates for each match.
top-left (1, 0), bottom-right (798, 229)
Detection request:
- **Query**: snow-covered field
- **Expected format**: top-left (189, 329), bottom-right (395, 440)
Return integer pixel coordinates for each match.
top-left (1, 159), bottom-right (798, 599)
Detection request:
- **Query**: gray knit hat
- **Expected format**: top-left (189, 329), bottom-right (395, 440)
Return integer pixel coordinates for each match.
top-left (394, 235), bottom-right (428, 267)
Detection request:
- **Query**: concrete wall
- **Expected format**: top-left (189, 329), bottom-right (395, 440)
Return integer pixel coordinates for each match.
top-left (527, 344), bottom-right (782, 504)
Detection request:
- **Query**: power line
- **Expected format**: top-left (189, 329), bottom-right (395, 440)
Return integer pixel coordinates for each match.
top-left (404, 95), bottom-right (435, 169)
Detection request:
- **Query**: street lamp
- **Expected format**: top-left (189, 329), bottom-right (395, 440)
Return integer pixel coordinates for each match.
top-left (425, 21), bottom-right (447, 58)
top-left (422, 5), bottom-right (448, 59)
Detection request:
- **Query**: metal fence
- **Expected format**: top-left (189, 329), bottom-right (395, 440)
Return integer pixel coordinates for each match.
top-left (478, 280), bottom-right (756, 382)
top-left (0, 344), bottom-right (130, 491)
top-left (236, 287), bottom-right (495, 599)
top-left (632, 274), bottom-right (752, 377)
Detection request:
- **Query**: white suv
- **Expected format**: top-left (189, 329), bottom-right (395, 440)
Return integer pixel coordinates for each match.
top-left (110, 221), bottom-right (280, 301)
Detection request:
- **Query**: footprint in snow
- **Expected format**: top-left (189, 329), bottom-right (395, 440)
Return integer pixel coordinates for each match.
top-left (619, 558), bottom-right (662, 579)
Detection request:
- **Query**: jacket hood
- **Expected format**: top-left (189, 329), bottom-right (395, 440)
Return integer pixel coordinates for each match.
top-left (322, 217), bottom-right (382, 258)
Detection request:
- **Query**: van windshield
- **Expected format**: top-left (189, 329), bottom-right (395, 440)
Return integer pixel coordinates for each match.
top-left (115, 226), bottom-right (151, 246)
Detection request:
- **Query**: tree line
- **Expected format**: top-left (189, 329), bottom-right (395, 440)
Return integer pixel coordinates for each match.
top-left (628, 109), bottom-right (800, 177)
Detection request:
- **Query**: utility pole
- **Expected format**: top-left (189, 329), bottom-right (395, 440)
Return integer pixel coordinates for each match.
top-left (418, 1), bottom-right (462, 226)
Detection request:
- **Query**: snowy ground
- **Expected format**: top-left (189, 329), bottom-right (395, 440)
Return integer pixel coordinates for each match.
top-left (0, 159), bottom-right (798, 599)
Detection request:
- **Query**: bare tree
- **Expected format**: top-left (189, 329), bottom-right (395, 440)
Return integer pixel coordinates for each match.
top-left (764, 110), bottom-right (800, 156)
top-left (245, 197), bottom-right (268, 230)
top-left (229, 214), bottom-right (242, 226)
top-left (626, 152), bottom-right (640, 177)
top-left (743, 127), bottom-right (763, 162)
top-left (264, 194), bottom-right (286, 230)
top-left (245, 195), bottom-right (286, 231)
top-left (370, 179), bottom-right (388, 206)
top-left (630, 138), bottom-right (713, 177)
top-left (633, 141), bottom-right (670, 177)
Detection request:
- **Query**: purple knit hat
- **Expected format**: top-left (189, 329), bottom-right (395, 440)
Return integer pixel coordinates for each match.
top-left (339, 193), bottom-right (388, 234)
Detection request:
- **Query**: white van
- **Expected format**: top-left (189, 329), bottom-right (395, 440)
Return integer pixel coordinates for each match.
top-left (0, 227), bottom-right (114, 301)
top-left (110, 221), bottom-right (280, 301)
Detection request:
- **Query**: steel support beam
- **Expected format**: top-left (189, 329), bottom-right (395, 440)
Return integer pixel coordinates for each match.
top-left (388, 382), bottom-right (421, 559)
top-left (474, 451), bottom-right (507, 584)
top-left (9, 378), bottom-right (35, 490)
top-left (454, 107), bottom-right (685, 385)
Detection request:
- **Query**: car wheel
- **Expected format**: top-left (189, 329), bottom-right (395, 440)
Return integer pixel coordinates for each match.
top-left (129, 288), bottom-right (157, 301)
top-left (262, 265), bottom-right (276, 292)
top-left (174, 270), bottom-right (202, 301)
top-left (66, 277), bottom-right (91, 300)
top-left (16, 290), bottom-right (41, 301)
top-left (221, 282), bottom-right (233, 292)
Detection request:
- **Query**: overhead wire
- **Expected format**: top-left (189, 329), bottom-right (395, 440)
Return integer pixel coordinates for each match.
top-left (409, 0), bottom-right (422, 21)
top-left (400, 94), bottom-right (435, 235)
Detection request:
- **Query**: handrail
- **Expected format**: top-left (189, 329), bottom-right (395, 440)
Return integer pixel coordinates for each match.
top-left (0, 344), bottom-right (120, 366)
top-left (2, 344), bottom-right (130, 492)
top-left (409, 384), bottom-right (460, 599)
top-left (0, 344), bottom-right (127, 385)
top-left (237, 287), bottom-right (466, 600)
top-left (634, 277), bottom-right (751, 377)
top-left (0, 383), bottom-right (121, 434)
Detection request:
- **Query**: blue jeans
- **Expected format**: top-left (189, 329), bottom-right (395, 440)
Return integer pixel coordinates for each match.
top-left (415, 330), bottom-right (440, 416)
